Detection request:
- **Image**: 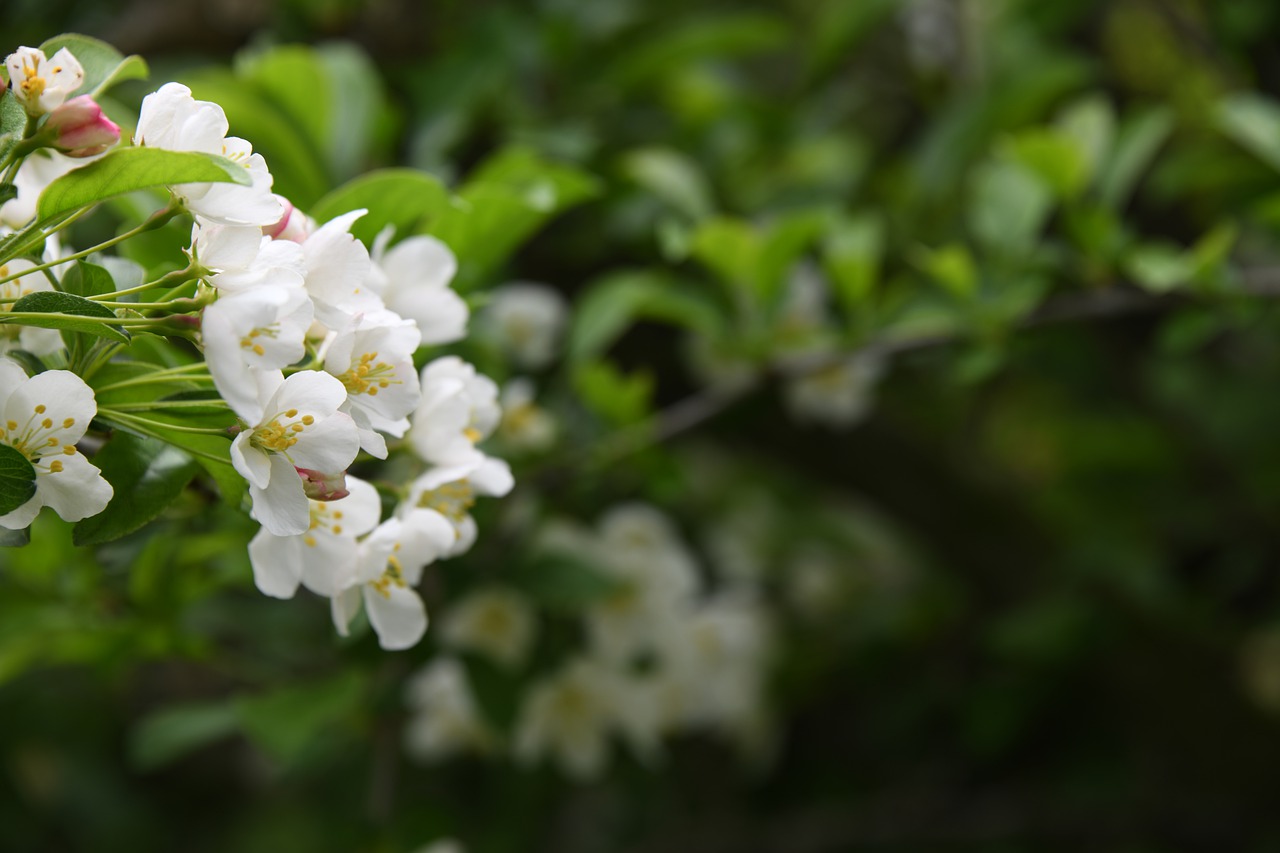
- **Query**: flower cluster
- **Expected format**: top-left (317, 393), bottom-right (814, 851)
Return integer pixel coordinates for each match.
top-left (403, 503), bottom-right (774, 779)
top-left (0, 47), bottom-right (512, 651)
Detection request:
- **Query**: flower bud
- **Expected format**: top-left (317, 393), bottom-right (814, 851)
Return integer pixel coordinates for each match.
top-left (45, 96), bottom-right (120, 157)
top-left (263, 195), bottom-right (312, 242)
top-left (296, 467), bottom-right (350, 501)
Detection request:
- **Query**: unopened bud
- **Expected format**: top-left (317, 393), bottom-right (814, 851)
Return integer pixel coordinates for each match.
top-left (296, 467), bottom-right (350, 501)
top-left (45, 96), bottom-right (120, 157)
top-left (264, 195), bottom-right (311, 242)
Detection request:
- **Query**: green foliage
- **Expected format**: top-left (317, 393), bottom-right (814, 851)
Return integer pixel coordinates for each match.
top-left (0, 444), bottom-right (36, 516)
top-left (72, 433), bottom-right (200, 546)
top-left (5, 291), bottom-right (129, 343)
top-left (39, 33), bottom-right (148, 99)
top-left (36, 148), bottom-right (252, 221)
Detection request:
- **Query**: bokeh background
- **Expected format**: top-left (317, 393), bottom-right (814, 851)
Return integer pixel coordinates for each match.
top-left (7, 0), bottom-right (1280, 850)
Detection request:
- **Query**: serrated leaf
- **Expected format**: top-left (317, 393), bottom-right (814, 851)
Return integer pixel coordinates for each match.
top-left (39, 33), bottom-right (148, 98)
top-left (72, 432), bottom-right (200, 546)
top-left (6, 291), bottom-right (129, 343)
top-left (310, 169), bottom-right (454, 246)
top-left (37, 148), bottom-right (252, 222)
top-left (0, 444), bottom-right (37, 516)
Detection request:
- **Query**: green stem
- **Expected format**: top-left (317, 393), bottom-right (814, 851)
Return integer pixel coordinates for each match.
top-left (0, 205), bottom-right (180, 288)
top-left (92, 366), bottom-right (215, 394)
top-left (85, 265), bottom-right (198, 302)
top-left (106, 400), bottom-right (230, 412)
top-left (100, 409), bottom-right (232, 436)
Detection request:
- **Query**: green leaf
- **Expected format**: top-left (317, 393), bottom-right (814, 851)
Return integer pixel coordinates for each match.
top-left (37, 148), bottom-right (252, 222)
top-left (310, 169), bottom-right (454, 246)
top-left (130, 700), bottom-right (241, 771)
top-left (72, 433), bottom-right (200, 546)
top-left (915, 244), bottom-right (979, 299)
top-left (0, 444), bottom-right (37, 516)
top-left (1124, 243), bottom-right (1194, 293)
top-left (513, 553), bottom-right (623, 609)
top-left (1098, 106), bottom-right (1173, 210)
top-left (603, 13), bottom-right (789, 91)
top-left (572, 360), bottom-right (654, 426)
top-left (691, 218), bottom-right (760, 290)
top-left (969, 159), bottom-right (1053, 254)
top-left (822, 213), bottom-right (884, 312)
top-left (1218, 94), bottom-right (1280, 173)
top-left (61, 260), bottom-right (115, 298)
top-left (237, 672), bottom-right (365, 764)
top-left (1055, 96), bottom-right (1115, 187)
top-left (6, 291), bottom-right (129, 343)
top-left (621, 148), bottom-right (714, 221)
top-left (569, 271), bottom-right (725, 362)
top-left (39, 33), bottom-right (148, 98)
top-left (1003, 128), bottom-right (1088, 198)
top-left (0, 91), bottom-right (26, 171)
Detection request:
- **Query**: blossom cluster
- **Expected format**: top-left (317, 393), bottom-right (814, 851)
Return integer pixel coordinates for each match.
top-left (403, 503), bottom-right (774, 779)
top-left (0, 47), bottom-right (512, 650)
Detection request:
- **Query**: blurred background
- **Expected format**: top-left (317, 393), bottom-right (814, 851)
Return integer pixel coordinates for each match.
top-left (8, 0), bottom-right (1280, 850)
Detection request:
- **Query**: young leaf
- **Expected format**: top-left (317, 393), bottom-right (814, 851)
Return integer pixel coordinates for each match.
top-left (0, 444), bottom-right (37, 516)
top-left (130, 701), bottom-right (241, 771)
top-left (72, 433), bottom-right (200, 546)
top-left (621, 148), bottom-right (714, 221)
top-left (569, 271), bottom-right (724, 361)
top-left (822, 213), bottom-right (884, 313)
top-left (1098, 106), bottom-right (1173, 211)
top-left (37, 148), bottom-right (252, 222)
top-left (6, 291), bottom-right (129, 343)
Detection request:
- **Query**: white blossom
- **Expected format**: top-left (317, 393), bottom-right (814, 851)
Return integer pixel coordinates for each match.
top-left (190, 222), bottom-right (306, 294)
top-left (247, 475), bottom-right (382, 599)
top-left (323, 310), bottom-right (421, 459)
top-left (407, 356), bottom-right (501, 467)
top-left (0, 360), bottom-right (112, 529)
top-left (134, 82), bottom-right (282, 226)
top-left (480, 282), bottom-right (567, 370)
top-left (229, 370), bottom-right (360, 536)
top-left (298, 210), bottom-right (380, 331)
top-left (369, 229), bottom-right (468, 345)
top-left (497, 379), bottom-right (556, 453)
top-left (513, 657), bottom-right (621, 780)
top-left (202, 286), bottom-right (314, 420)
top-left (403, 658), bottom-right (493, 761)
top-left (784, 352), bottom-right (885, 428)
top-left (441, 587), bottom-right (537, 668)
top-left (6, 47), bottom-right (84, 116)
top-left (330, 510), bottom-right (455, 650)
top-left (402, 455), bottom-right (514, 557)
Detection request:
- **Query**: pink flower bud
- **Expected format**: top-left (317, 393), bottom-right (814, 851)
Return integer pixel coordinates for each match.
top-left (264, 195), bottom-right (311, 242)
top-left (296, 467), bottom-right (350, 502)
top-left (0, 75), bottom-right (7, 97)
top-left (45, 96), bottom-right (120, 157)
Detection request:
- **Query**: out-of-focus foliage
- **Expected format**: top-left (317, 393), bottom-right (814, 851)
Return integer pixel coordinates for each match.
top-left (10, 0), bottom-right (1280, 850)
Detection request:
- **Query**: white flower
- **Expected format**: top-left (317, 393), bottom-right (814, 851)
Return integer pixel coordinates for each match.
top-left (0, 360), bottom-right (112, 529)
top-left (497, 379), bottom-right (556, 453)
top-left (403, 658), bottom-right (493, 761)
top-left (330, 510), bottom-right (456, 650)
top-left (323, 310), bottom-right (421, 459)
top-left (407, 357), bottom-right (501, 467)
top-left (298, 210), bottom-right (380, 331)
top-left (369, 229), bottom-right (468, 345)
top-left (480, 282), bottom-right (567, 370)
top-left (6, 47), bottom-right (84, 116)
top-left (229, 371), bottom-right (360, 536)
top-left (784, 352), bottom-right (885, 428)
top-left (513, 657), bottom-right (621, 781)
top-left (190, 222), bottom-right (306, 293)
top-left (134, 82), bottom-right (283, 227)
top-left (441, 587), bottom-right (537, 668)
top-left (247, 475), bottom-right (382, 599)
top-left (402, 455), bottom-right (514, 557)
top-left (202, 286), bottom-right (314, 420)
top-left (0, 259), bottom-right (64, 356)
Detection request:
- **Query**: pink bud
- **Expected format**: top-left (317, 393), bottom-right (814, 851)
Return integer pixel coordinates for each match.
top-left (264, 196), bottom-right (311, 242)
top-left (45, 96), bottom-right (120, 157)
top-left (296, 467), bottom-right (350, 502)
top-left (0, 76), bottom-right (7, 97)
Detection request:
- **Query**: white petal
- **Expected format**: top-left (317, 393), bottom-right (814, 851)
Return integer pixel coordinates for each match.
top-left (247, 526), bottom-right (303, 598)
top-left (288, 411), bottom-right (359, 473)
top-left (331, 586), bottom-right (363, 636)
top-left (33, 451), bottom-right (112, 522)
top-left (230, 432), bottom-right (271, 489)
top-left (363, 584), bottom-right (428, 650)
top-left (249, 453), bottom-right (310, 535)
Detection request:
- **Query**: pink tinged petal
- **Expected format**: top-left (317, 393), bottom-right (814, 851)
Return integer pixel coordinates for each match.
top-left (249, 454), bottom-right (312, 536)
top-left (32, 451), bottom-right (112, 522)
top-left (331, 586), bottom-right (363, 636)
top-left (297, 467), bottom-right (348, 501)
top-left (230, 432), bottom-right (271, 489)
top-left (247, 526), bottom-right (304, 598)
top-left (287, 411), bottom-right (359, 473)
top-left (363, 584), bottom-right (428, 650)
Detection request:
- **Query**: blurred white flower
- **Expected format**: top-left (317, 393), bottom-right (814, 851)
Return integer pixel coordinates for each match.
top-left (404, 658), bottom-right (493, 762)
top-left (369, 229), bottom-right (468, 345)
top-left (481, 282), bottom-right (567, 370)
top-left (497, 378), bottom-right (556, 453)
top-left (442, 587), bottom-right (537, 668)
top-left (408, 356), bottom-right (501, 467)
top-left (784, 352), bottom-right (885, 428)
top-left (6, 47), bottom-right (83, 116)
top-left (402, 454), bottom-right (514, 557)
top-left (513, 657), bottom-right (620, 780)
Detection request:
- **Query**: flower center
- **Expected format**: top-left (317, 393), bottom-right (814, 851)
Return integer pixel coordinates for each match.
top-left (250, 407), bottom-right (314, 454)
top-left (339, 351), bottom-right (399, 397)
top-left (1, 403), bottom-right (77, 462)
top-left (239, 324), bottom-right (280, 357)
top-left (416, 479), bottom-right (475, 523)
top-left (370, 552), bottom-right (406, 598)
